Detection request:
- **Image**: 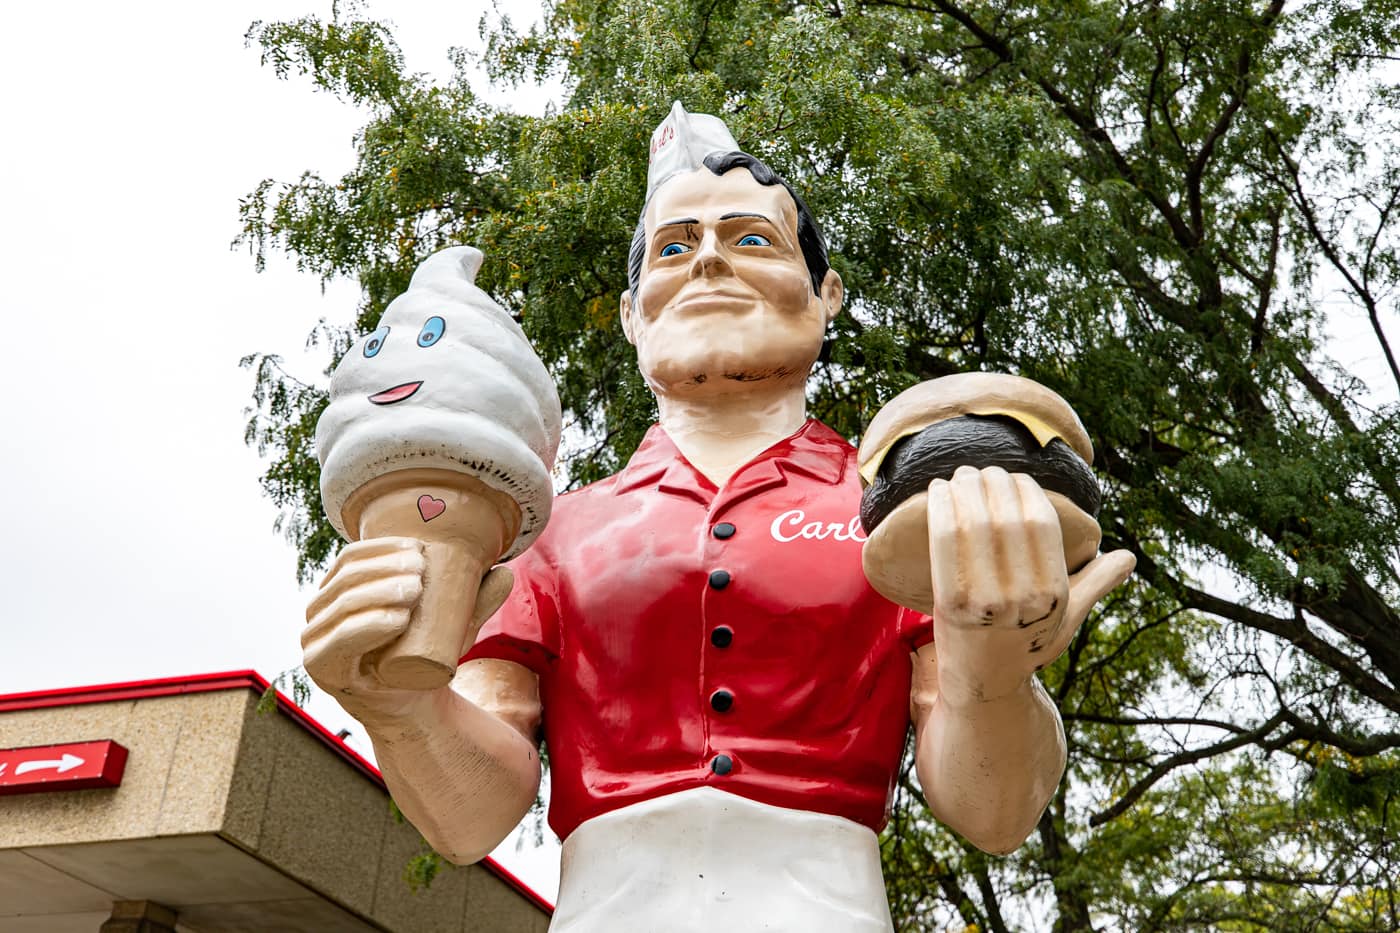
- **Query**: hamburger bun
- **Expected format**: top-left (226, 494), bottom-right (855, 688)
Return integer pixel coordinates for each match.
top-left (857, 373), bottom-right (1103, 614)
top-left (858, 372), bottom-right (1093, 484)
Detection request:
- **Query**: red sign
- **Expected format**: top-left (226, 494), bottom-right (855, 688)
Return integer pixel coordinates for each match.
top-left (0, 740), bottom-right (128, 796)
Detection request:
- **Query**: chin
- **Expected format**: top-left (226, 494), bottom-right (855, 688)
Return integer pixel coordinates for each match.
top-left (633, 311), bottom-right (826, 391)
top-left (640, 343), bottom-right (820, 394)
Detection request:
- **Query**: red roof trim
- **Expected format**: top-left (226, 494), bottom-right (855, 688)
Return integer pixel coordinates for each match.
top-left (0, 671), bottom-right (271, 711)
top-left (0, 670), bottom-right (553, 915)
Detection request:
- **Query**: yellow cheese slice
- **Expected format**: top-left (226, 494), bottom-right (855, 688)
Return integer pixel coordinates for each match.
top-left (858, 406), bottom-right (1065, 486)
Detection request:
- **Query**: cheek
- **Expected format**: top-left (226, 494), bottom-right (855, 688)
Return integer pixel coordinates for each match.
top-left (749, 263), bottom-right (815, 316)
top-left (636, 268), bottom-right (681, 323)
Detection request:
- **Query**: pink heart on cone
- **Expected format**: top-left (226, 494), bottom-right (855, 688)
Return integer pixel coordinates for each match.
top-left (417, 495), bottom-right (446, 522)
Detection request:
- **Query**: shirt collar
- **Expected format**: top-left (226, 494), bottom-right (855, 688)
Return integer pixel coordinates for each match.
top-left (613, 418), bottom-right (850, 498)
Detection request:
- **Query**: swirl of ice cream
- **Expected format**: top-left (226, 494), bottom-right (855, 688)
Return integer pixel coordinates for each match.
top-left (316, 246), bottom-right (563, 560)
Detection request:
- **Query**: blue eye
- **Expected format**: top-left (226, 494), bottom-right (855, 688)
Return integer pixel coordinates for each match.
top-left (417, 316), bottom-right (445, 348)
top-left (363, 325), bottom-right (390, 358)
top-left (660, 243), bottom-right (691, 257)
top-left (736, 234), bottom-right (771, 247)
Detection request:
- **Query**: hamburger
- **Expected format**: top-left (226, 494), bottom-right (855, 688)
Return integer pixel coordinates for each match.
top-left (857, 373), bottom-right (1103, 614)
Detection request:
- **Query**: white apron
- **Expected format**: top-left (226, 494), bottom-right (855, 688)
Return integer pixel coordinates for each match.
top-left (549, 787), bottom-right (895, 932)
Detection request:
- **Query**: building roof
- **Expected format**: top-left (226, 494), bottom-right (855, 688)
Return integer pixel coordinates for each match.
top-left (0, 671), bottom-right (552, 932)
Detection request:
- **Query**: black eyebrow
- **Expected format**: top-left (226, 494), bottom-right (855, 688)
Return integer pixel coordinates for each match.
top-left (719, 212), bottom-right (772, 222)
top-left (655, 217), bottom-right (699, 229)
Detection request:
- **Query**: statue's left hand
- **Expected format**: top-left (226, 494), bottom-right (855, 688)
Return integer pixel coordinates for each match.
top-left (927, 465), bottom-right (1135, 706)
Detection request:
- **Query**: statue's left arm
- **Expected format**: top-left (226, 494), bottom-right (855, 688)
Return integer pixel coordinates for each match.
top-left (907, 465), bottom-right (1135, 854)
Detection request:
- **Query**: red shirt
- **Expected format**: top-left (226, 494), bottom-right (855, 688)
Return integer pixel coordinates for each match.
top-left (465, 419), bottom-right (932, 841)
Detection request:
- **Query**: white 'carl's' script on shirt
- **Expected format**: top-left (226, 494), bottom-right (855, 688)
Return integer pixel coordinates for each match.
top-left (769, 510), bottom-right (868, 543)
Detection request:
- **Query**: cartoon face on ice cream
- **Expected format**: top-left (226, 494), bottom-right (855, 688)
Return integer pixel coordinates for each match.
top-left (315, 246), bottom-right (563, 561)
top-left (354, 314), bottom-right (449, 405)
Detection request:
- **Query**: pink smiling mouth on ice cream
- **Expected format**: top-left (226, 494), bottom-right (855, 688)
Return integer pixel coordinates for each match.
top-left (368, 381), bottom-right (424, 405)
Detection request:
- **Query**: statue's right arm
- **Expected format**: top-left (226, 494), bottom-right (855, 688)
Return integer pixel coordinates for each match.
top-left (303, 536), bottom-right (542, 865)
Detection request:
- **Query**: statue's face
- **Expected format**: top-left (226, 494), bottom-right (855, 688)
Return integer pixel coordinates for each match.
top-left (622, 166), bottom-right (842, 396)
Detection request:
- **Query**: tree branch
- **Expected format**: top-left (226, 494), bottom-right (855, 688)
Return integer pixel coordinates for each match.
top-left (1184, 1), bottom-right (1284, 240)
top-left (1064, 713), bottom-right (1253, 734)
top-left (1088, 711), bottom-right (1288, 826)
top-left (1115, 529), bottom-right (1400, 716)
top-left (1265, 127), bottom-right (1400, 392)
top-left (873, 0), bottom-right (1198, 247)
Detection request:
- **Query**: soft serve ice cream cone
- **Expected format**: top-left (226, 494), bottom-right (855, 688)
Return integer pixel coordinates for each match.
top-left (316, 246), bottom-right (562, 689)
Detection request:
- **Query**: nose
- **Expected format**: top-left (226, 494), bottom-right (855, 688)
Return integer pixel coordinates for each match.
top-left (689, 230), bottom-right (733, 279)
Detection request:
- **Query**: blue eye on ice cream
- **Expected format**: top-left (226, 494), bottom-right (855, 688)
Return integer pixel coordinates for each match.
top-left (363, 325), bottom-right (390, 358)
top-left (418, 316), bottom-right (446, 347)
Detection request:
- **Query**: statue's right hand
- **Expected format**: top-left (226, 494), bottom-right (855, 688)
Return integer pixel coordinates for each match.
top-left (303, 537), bottom-right (433, 724)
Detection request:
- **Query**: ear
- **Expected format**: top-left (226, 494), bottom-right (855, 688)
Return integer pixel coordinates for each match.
top-left (620, 289), bottom-right (637, 346)
top-left (819, 268), bottom-right (844, 325)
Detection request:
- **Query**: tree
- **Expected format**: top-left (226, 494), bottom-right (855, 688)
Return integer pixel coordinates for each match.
top-left (241, 1), bottom-right (1400, 928)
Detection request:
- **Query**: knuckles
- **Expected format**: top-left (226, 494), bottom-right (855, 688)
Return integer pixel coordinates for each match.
top-left (974, 599), bottom-right (1007, 621)
top-left (938, 582), bottom-right (1066, 630)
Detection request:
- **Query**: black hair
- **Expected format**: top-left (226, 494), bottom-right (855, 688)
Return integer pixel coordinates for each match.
top-left (626, 151), bottom-right (831, 302)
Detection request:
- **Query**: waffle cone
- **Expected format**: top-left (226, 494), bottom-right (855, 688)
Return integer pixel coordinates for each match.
top-left (342, 468), bottom-right (522, 689)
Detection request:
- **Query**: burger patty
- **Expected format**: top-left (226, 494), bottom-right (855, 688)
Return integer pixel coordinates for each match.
top-left (859, 415), bottom-right (1102, 534)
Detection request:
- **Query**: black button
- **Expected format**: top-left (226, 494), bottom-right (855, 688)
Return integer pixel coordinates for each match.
top-left (713, 522), bottom-right (736, 539)
top-left (710, 626), bottom-right (733, 648)
top-left (711, 754), bottom-right (733, 775)
top-left (709, 569), bottom-right (731, 590)
top-left (710, 689), bottom-right (734, 712)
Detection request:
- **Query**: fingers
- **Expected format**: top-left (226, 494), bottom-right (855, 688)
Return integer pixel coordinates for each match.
top-left (979, 464), bottom-right (1022, 583)
top-left (926, 475), bottom-right (959, 602)
top-left (303, 537), bottom-right (427, 695)
top-left (324, 535), bottom-right (421, 575)
top-left (925, 466), bottom-right (1135, 695)
top-left (1013, 473), bottom-right (1064, 579)
top-left (303, 607), bottom-right (413, 688)
top-left (930, 467), bottom-right (996, 624)
top-left (306, 572), bottom-right (423, 639)
top-left (307, 539), bottom-right (424, 622)
top-left (930, 466), bottom-right (1066, 629)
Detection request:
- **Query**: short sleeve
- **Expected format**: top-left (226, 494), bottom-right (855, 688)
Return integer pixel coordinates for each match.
top-left (462, 544), bottom-right (561, 676)
top-left (898, 606), bottom-right (935, 650)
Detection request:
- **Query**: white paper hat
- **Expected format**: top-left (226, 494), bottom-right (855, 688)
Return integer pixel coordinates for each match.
top-left (646, 101), bottom-right (741, 199)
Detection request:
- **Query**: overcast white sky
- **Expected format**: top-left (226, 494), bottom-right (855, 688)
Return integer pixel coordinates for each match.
top-left (0, 0), bottom-right (564, 899)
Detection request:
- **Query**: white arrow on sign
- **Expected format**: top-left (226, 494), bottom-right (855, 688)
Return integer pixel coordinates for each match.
top-left (14, 753), bottom-right (85, 776)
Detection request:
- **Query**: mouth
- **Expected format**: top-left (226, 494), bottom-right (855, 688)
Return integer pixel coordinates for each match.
top-left (672, 290), bottom-right (755, 312)
top-left (368, 381), bottom-right (423, 405)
